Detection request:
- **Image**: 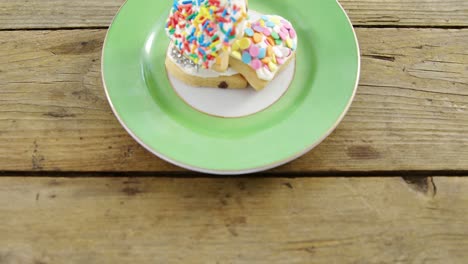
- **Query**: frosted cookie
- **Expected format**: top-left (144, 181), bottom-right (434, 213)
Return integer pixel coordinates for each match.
top-left (166, 45), bottom-right (248, 89)
top-left (229, 15), bottom-right (298, 90)
top-left (165, 0), bottom-right (248, 72)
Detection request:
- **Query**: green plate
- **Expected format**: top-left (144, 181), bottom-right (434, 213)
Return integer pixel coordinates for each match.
top-left (102, 0), bottom-right (360, 174)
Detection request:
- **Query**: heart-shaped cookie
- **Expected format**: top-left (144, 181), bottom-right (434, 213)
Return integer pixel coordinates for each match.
top-left (229, 15), bottom-right (298, 90)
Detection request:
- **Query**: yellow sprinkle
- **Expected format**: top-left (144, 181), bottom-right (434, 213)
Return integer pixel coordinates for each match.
top-left (231, 51), bottom-right (242, 60)
top-left (211, 40), bottom-right (221, 48)
top-left (238, 37), bottom-right (251, 50)
top-left (232, 41), bottom-right (240, 51)
top-left (271, 54), bottom-right (277, 64)
top-left (268, 62), bottom-right (278, 72)
top-left (200, 6), bottom-right (209, 18)
top-left (286, 38), bottom-right (293, 48)
top-left (271, 16), bottom-right (280, 24)
top-left (260, 20), bottom-right (265, 27)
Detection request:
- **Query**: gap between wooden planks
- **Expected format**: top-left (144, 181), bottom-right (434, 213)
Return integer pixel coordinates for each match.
top-left (0, 0), bottom-right (468, 29)
top-left (0, 176), bottom-right (466, 263)
top-left (0, 28), bottom-right (467, 172)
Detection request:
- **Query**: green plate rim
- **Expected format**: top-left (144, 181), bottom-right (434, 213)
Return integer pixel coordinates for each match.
top-left (101, 0), bottom-right (361, 175)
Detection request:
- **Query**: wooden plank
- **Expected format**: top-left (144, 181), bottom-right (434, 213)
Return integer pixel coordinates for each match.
top-left (0, 0), bottom-right (467, 29)
top-left (340, 0), bottom-right (468, 27)
top-left (0, 176), bottom-right (467, 263)
top-left (0, 0), bottom-right (124, 29)
top-left (0, 29), bottom-right (467, 172)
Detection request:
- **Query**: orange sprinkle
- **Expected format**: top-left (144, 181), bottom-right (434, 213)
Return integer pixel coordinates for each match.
top-left (261, 57), bottom-right (271, 64)
top-left (267, 37), bottom-right (275, 46)
top-left (253, 33), bottom-right (263, 43)
top-left (266, 46), bottom-right (274, 56)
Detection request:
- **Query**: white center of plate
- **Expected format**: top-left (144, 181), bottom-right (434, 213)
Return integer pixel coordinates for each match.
top-left (168, 60), bottom-right (295, 118)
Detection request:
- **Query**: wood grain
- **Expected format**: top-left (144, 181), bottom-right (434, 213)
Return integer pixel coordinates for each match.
top-left (0, 29), bottom-right (467, 172)
top-left (340, 0), bottom-right (468, 27)
top-left (0, 0), bottom-right (467, 29)
top-left (0, 176), bottom-right (467, 263)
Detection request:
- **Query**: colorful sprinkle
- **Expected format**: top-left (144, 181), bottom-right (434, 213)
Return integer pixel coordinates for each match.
top-left (245, 28), bottom-right (254, 37)
top-left (267, 46), bottom-right (274, 56)
top-left (249, 44), bottom-right (260, 57)
top-left (251, 59), bottom-right (262, 70)
top-left (289, 28), bottom-right (297, 38)
top-left (268, 61), bottom-right (277, 72)
top-left (273, 47), bottom-right (283, 58)
top-left (271, 31), bottom-right (279, 40)
top-left (276, 57), bottom-right (285, 65)
top-left (253, 33), bottom-right (263, 43)
top-left (258, 48), bottom-right (266, 59)
top-left (238, 37), bottom-right (251, 50)
top-left (231, 50), bottom-right (242, 60)
top-left (279, 31), bottom-right (288, 40)
top-left (281, 20), bottom-right (292, 29)
top-left (253, 25), bottom-right (264, 33)
top-left (242, 51), bottom-right (252, 64)
top-left (261, 57), bottom-right (271, 64)
top-left (232, 41), bottom-right (240, 51)
top-left (266, 21), bottom-right (275, 28)
top-left (263, 28), bottom-right (271, 36)
top-left (267, 37), bottom-right (275, 46)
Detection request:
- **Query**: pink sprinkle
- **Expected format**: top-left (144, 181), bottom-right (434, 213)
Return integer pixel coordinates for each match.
top-left (279, 31), bottom-right (288, 40)
top-left (253, 25), bottom-right (264, 32)
top-left (280, 27), bottom-right (289, 34)
top-left (282, 20), bottom-right (292, 29)
top-left (289, 28), bottom-right (297, 38)
top-left (249, 44), bottom-right (260, 57)
top-left (263, 28), bottom-right (271, 36)
top-left (277, 58), bottom-right (285, 65)
top-left (251, 59), bottom-right (262, 70)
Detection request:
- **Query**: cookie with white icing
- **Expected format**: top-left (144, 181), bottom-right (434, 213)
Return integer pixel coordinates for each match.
top-left (165, 0), bottom-right (248, 72)
top-left (166, 45), bottom-right (248, 89)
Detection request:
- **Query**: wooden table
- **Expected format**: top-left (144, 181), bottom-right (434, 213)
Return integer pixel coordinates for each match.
top-left (1, 0), bottom-right (467, 263)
